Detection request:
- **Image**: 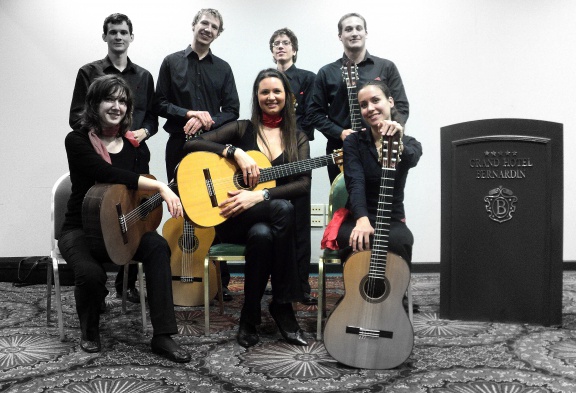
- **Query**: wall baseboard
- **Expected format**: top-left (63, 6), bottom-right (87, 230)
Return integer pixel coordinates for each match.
top-left (2, 258), bottom-right (575, 282)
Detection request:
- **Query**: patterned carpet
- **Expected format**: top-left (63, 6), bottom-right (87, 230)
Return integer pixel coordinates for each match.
top-left (2, 272), bottom-right (576, 392)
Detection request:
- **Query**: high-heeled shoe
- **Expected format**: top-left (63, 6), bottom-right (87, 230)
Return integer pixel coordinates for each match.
top-left (237, 320), bottom-right (260, 348)
top-left (269, 301), bottom-right (308, 346)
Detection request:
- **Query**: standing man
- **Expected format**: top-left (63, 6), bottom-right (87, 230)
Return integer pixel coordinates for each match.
top-left (155, 8), bottom-right (240, 301)
top-left (69, 13), bottom-right (158, 304)
top-left (308, 12), bottom-right (409, 184)
top-left (269, 28), bottom-right (317, 305)
top-left (154, 8), bottom-right (240, 182)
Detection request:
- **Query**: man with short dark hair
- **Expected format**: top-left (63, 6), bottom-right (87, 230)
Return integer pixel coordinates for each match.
top-left (69, 13), bottom-right (158, 304)
top-left (308, 12), bottom-right (409, 184)
top-left (269, 27), bottom-right (317, 306)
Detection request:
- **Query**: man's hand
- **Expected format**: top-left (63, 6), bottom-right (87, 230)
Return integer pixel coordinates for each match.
top-left (184, 110), bottom-right (215, 136)
top-left (340, 128), bottom-right (356, 141)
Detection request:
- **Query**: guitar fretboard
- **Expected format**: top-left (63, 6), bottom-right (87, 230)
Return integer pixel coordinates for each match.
top-left (234, 153), bottom-right (339, 185)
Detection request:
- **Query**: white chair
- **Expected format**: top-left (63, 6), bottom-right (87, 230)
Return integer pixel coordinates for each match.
top-left (47, 172), bottom-right (146, 341)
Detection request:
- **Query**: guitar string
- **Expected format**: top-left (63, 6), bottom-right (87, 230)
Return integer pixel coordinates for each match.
top-left (196, 153), bottom-right (339, 190)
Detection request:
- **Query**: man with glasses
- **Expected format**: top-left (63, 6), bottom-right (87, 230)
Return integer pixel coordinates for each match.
top-left (268, 28), bottom-right (317, 306)
top-left (308, 12), bottom-right (409, 183)
top-left (69, 13), bottom-right (158, 305)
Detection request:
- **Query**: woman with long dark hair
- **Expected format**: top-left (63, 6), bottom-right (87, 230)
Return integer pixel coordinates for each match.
top-left (185, 68), bottom-right (309, 348)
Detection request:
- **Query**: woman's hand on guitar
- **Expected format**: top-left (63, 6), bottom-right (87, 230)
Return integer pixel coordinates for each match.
top-left (234, 149), bottom-right (260, 188)
top-left (218, 189), bottom-right (260, 218)
top-left (350, 216), bottom-right (374, 252)
top-left (159, 184), bottom-right (184, 218)
top-left (377, 120), bottom-right (403, 138)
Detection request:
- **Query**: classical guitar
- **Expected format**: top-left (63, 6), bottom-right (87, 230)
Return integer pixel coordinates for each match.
top-left (342, 59), bottom-right (363, 132)
top-left (82, 174), bottom-right (168, 265)
top-left (323, 134), bottom-right (414, 369)
top-left (177, 150), bottom-right (343, 228)
top-left (162, 217), bottom-right (218, 307)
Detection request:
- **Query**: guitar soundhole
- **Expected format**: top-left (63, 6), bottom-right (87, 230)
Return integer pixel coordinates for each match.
top-left (178, 234), bottom-right (199, 253)
top-left (233, 171), bottom-right (251, 190)
top-left (360, 276), bottom-right (389, 303)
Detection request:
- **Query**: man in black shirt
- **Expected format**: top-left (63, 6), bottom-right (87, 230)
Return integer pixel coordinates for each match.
top-left (269, 28), bottom-right (317, 306)
top-left (155, 8), bottom-right (240, 301)
top-left (69, 13), bottom-right (158, 304)
top-left (154, 8), bottom-right (240, 181)
top-left (308, 12), bottom-right (410, 183)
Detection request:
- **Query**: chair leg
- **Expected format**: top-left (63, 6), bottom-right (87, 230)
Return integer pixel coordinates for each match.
top-left (407, 281), bottom-right (414, 324)
top-left (46, 261), bottom-right (53, 324)
top-left (317, 257), bottom-right (325, 341)
top-left (53, 259), bottom-right (65, 341)
top-left (204, 255), bottom-right (211, 336)
top-left (137, 262), bottom-right (147, 333)
top-left (213, 260), bottom-right (224, 314)
top-left (121, 264), bottom-right (129, 314)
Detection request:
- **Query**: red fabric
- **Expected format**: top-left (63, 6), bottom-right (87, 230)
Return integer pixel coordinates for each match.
top-left (321, 208), bottom-right (351, 250)
top-left (88, 130), bottom-right (112, 164)
top-left (124, 131), bottom-right (140, 147)
top-left (262, 113), bottom-right (282, 128)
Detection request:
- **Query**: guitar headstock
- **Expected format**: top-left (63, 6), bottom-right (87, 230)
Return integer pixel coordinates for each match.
top-left (332, 148), bottom-right (344, 166)
top-left (341, 59), bottom-right (358, 88)
top-left (380, 133), bottom-right (401, 169)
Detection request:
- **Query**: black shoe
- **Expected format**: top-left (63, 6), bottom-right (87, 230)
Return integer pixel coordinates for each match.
top-left (80, 336), bottom-right (101, 353)
top-left (300, 293), bottom-right (318, 306)
top-left (116, 287), bottom-right (141, 304)
top-left (269, 302), bottom-right (308, 346)
top-left (151, 335), bottom-right (191, 363)
top-left (222, 287), bottom-right (233, 302)
top-left (237, 321), bottom-right (259, 348)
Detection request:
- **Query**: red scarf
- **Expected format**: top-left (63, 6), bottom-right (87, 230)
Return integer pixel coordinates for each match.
top-left (262, 113), bottom-right (282, 128)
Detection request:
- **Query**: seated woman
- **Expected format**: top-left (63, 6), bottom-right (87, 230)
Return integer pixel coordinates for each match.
top-left (59, 74), bottom-right (190, 363)
top-left (335, 80), bottom-right (422, 267)
top-left (185, 68), bottom-right (309, 348)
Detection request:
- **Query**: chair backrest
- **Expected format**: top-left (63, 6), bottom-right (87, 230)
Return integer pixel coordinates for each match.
top-left (51, 172), bottom-right (72, 245)
top-left (327, 172), bottom-right (348, 221)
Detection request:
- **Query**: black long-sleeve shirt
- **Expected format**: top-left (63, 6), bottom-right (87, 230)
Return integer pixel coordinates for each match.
top-left (69, 57), bottom-right (158, 135)
top-left (343, 131), bottom-right (422, 223)
top-left (308, 52), bottom-right (409, 146)
top-left (61, 129), bottom-right (143, 233)
top-left (184, 120), bottom-right (310, 201)
top-left (154, 46), bottom-right (240, 134)
top-left (283, 65), bottom-right (316, 141)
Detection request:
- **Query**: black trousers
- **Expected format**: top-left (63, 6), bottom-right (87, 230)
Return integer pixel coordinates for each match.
top-left (326, 137), bottom-right (344, 184)
top-left (216, 199), bottom-right (303, 325)
top-left (336, 219), bottom-right (414, 267)
top-left (59, 229), bottom-right (178, 340)
top-left (165, 134), bottom-right (187, 182)
top-left (292, 193), bottom-right (312, 295)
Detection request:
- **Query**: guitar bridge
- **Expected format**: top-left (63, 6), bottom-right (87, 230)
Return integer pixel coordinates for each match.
top-left (203, 168), bottom-right (218, 207)
top-left (115, 203), bottom-right (129, 244)
top-left (346, 326), bottom-right (393, 339)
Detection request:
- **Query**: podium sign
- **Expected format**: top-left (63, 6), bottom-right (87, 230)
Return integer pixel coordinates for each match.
top-left (440, 119), bottom-right (563, 325)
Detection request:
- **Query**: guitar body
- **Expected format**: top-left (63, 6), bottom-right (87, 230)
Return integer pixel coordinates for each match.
top-left (82, 174), bottom-right (163, 265)
top-left (162, 217), bottom-right (217, 307)
top-left (323, 250), bottom-right (414, 369)
top-left (177, 151), bottom-right (275, 227)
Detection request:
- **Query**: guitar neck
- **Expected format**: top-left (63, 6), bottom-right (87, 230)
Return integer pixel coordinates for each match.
top-left (368, 167), bottom-right (396, 278)
top-left (257, 153), bottom-right (338, 184)
top-left (127, 181), bottom-right (176, 227)
top-left (347, 88), bottom-right (362, 132)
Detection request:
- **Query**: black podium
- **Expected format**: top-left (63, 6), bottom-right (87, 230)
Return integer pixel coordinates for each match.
top-left (440, 119), bottom-right (563, 326)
